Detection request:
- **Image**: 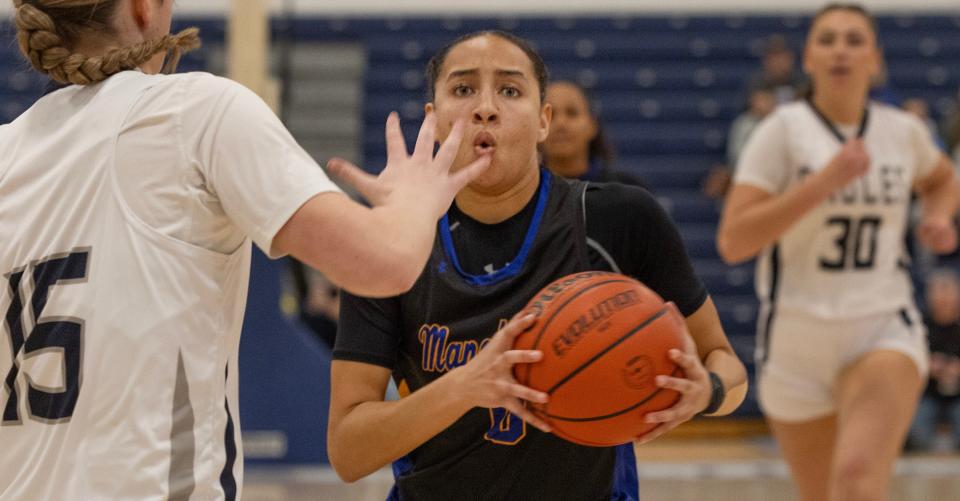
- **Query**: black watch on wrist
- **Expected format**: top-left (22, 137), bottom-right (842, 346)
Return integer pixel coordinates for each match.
top-left (698, 371), bottom-right (725, 416)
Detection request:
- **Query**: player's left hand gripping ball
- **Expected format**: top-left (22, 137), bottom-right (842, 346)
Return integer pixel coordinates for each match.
top-left (636, 311), bottom-right (711, 445)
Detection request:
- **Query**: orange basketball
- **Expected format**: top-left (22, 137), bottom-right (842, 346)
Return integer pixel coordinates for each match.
top-left (513, 271), bottom-right (686, 446)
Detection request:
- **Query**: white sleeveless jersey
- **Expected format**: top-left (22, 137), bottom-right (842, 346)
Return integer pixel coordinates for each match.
top-left (735, 100), bottom-right (941, 321)
top-left (0, 71), bottom-right (338, 499)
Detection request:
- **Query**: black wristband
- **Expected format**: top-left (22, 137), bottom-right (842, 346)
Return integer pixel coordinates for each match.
top-left (698, 371), bottom-right (725, 416)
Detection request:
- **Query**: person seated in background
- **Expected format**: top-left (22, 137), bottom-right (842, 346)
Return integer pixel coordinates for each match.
top-left (902, 97), bottom-right (946, 150)
top-left (907, 270), bottom-right (960, 452)
top-left (541, 80), bottom-right (646, 187)
top-left (728, 88), bottom-right (777, 168)
top-left (901, 97), bottom-right (960, 270)
top-left (285, 260), bottom-right (340, 350)
top-left (713, 35), bottom-right (812, 202)
top-left (283, 178), bottom-right (368, 350)
top-left (867, 58), bottom-right (902, 107)
top-left (743, 34), bottom-right (805, 106)
top-left (703, 87), bottom-right (777, 200)
top-left (940, 87), bottom-right (960, 165)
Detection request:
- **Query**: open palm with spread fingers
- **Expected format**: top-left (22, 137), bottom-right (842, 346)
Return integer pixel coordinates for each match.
top-left (327, 111), bottom-right (491, 218)
top-left (636, 309), bottom-right (711, 445)
top-left (449, 312), bottom-right (553, 433)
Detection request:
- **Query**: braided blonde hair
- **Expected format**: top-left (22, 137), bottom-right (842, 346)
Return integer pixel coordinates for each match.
top-left (12, 0), bottom-right (201, 85)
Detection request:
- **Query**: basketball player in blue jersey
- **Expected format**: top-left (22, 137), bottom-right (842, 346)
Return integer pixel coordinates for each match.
top-left (328, 31), bottom-right (747, 500)
top-left (718, 4), bottom-right (959, 501)
top-left (0, 1), bottom-right (489, 499)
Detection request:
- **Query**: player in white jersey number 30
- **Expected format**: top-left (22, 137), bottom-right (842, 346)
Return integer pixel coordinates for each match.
top-left (0, 1), bottom-right (490, 499)
top-left (718, 4), bottom-right (959, 501)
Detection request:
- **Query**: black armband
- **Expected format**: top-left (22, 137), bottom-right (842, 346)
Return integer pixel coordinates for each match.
top-left (698, 371), bottom-right (725, 416)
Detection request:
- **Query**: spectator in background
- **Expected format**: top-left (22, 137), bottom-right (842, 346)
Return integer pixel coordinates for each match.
top-left (728, 88), bottom-right (778, 167)
top-left (285, 260), bottom-right (340, 350)
top-left (542, 80), bottom-right (645, 187)
top-left (717, 35), bottom-right (802, 202)
top-left (283, 181), bottom-right (363, 352)
top-left (900, 97), bottom-right (959, 273)
top-left (868, 58), bottom-right (902, 107)
top-left (941, 88), bottom-right (960, 164)
top-left (903, 97), bottom-right (948, 151)
top-left (744, 34), bottom-right (805, 106)
top-left (703, 87), bottom-right (777, 200)
top-left (907, 270), bottom-right (960, 452)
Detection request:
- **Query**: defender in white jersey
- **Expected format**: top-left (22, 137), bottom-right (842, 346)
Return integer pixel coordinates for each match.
top-left (0, 1), bottom-right (489, 499)
top-left (718, 4), bottom-right (959, 501)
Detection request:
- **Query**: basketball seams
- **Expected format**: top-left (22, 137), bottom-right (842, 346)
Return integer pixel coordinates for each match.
top-left (542, 307), bottom-right (669, 395)
top-left (536, 366), bottom-right (682, 423)
top-left (515, 272), bottom-right (686, 447)
top-left (517, 276), bottom-right (637, 385)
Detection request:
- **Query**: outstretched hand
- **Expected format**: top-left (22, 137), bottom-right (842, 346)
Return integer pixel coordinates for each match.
top-left (326, 111), bottom-right (491, 218)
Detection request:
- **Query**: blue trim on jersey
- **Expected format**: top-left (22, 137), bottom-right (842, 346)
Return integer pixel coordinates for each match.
top-left (439, 169), bottom-right (552, 286)
top-left (386, 455), bottom-right (415, 501)
top-left (611, 443), bottom-right (640, 500)
top-left (219, 367), bottom-right (238, 501)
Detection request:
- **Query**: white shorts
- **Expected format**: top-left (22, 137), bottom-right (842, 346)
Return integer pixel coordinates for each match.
top-left (757, 307), bottom-right (929, 423)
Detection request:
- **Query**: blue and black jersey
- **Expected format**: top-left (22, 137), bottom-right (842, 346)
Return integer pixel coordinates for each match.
top-left (335, 169), bottom-right (706, 500)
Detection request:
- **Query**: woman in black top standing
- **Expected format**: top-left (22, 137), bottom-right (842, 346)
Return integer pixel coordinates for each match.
top-left (327, 31), bottom-right (747, 500)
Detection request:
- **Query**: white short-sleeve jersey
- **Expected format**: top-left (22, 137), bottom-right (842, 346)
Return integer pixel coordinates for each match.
top-left (735, 100), bottom-right (941, 321)
top-left (0, 71), bottom-right (339, 500)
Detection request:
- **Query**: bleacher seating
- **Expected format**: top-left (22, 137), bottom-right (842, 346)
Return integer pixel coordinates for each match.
top-left (3, 13), bottom-right (959, 417)
top-left (339, 14), bottom-right (960, 417)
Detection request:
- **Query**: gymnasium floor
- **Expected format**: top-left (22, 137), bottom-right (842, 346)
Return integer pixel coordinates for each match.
top-left (243, 426), bottom-right (960, 501)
